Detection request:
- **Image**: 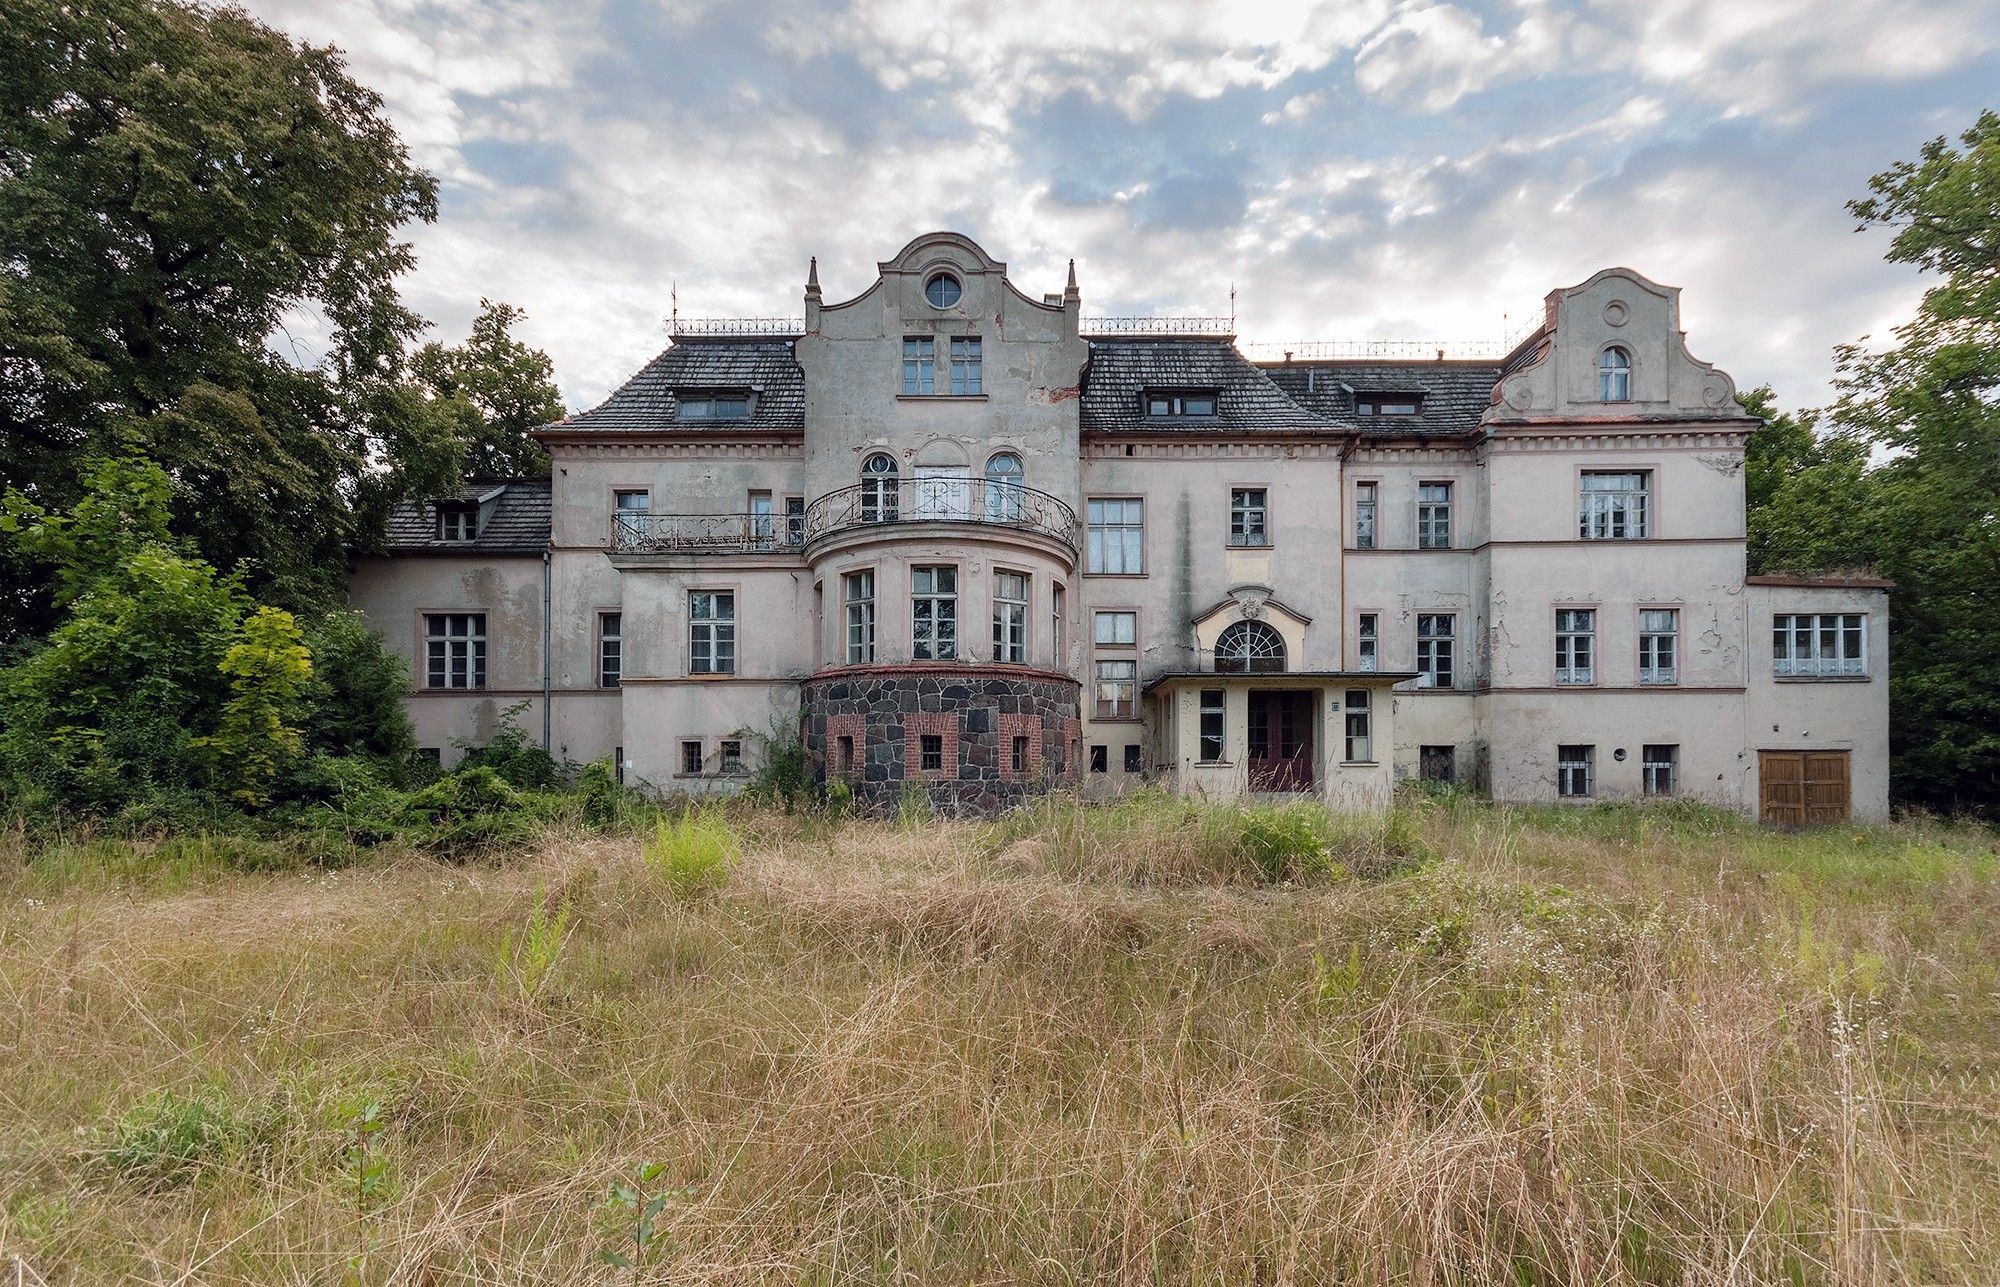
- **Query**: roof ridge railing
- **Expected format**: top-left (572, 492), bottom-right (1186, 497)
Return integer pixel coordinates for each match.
top-left (671, 317), bottom-right (805, 336)
top-left (1081, 316), bottom-right (1235, 336)
top-left (1237, 339), bottom-right (1509, 362)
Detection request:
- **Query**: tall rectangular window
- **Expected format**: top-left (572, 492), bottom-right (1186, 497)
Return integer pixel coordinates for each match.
top-left (425, 613), bottom-right (487, 689)
top-left (1579, 470), bottom-right (1652, 540)
top-left (1011, 735), bottom-right (1030, 774)
top-left (1417, 482), bottom-right (1452, 549)
top-left (749, 490), bottom-right (774, 548)
top-left (1416, 614), bottom-right (1454, 688)
top-left (1557, 744), bottom-right (1594, 798)
top-left (1356, 613), bottom-right (1378, 672)
top-left (784, 495), bottom-right (806, 546)
top-left (844, 570), bottom-right (875, 664)
top-left (681, 740), bottom-right (703, 775)
top-left (1639, 609), bottom-right (1679, 685)
top-left (613, 489), bottom-right (650, 545)
top-left (1198, 689), bottom-right (1225, 763)
top-left (912, 565), bottom-right (957, 660)
top-left (992, 570), bottom-right (1028, 663)
top-left (1086, 498), bottom-right (1144, 574)
top-left (1093, 610), bottom-right (1137, 646)
top-left (1555, 608), bottom-right (1596, 685)
top-left (1229, 488), bottom-right (1269, 547)
top-left (1343, 689), bottom-right (1372, 762)
top-left (1354, 481), bottom-right (1377, 550)
top-left (1643, 744), bottom-right (1679, 796)
top-left (901, 337), bottom-right (935, 395)
top-left (1773, 613), bottom-right (1866, 677)
top-left (598, 612), bottom-right (622, 688)
top-left (837, 736), bottom-right (855, 773)
top-left (949, 336), bottom-right (982, 395)
top-left (689, 591), bottom-right (735, 674)
top-left (1095, 659), bottom-right (1137, 719)
top-left (1053, 584), bottom-right (1066, 666)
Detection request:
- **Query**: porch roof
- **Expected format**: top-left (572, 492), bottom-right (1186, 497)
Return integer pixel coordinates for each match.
top-left (1142, 670), bottom-right (1417, 695)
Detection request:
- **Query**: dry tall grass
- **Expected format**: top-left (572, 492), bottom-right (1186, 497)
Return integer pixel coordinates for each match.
top-left (2, 797), bottom-right (1997, 1284)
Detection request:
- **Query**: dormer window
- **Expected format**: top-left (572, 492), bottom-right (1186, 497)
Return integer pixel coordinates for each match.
top-left (1356, 393), bottom-right (1423, 416)
top-left (1598, 347), bottom-right (1631, 402)
top-left (677, 390), bottom-right (752, 421)
top-left (437, 502), bottom-right (476, 542)
top-left (1143, 391), bottom-right (1218, 417)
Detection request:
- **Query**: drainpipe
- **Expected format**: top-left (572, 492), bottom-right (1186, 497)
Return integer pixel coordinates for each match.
top-left (541, 547), bottom-right (553, 753)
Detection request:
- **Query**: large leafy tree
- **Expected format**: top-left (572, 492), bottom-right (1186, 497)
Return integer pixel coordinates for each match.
top-left (0, 0), bottom-right (444, 630)
top-left (1751, 111), bottom-right (2000, 814)
top-left (410, 300), bottom-right (566, 477)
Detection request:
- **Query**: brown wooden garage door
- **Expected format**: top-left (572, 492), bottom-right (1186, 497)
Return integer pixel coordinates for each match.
top-left (1759, 751), bottom-right (1851, 826)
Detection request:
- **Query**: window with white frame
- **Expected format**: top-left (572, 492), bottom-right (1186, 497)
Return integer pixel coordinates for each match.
top-left (912, 565), bottom-right (957, 660)
top-left (1053, 584), bottom-right (1066, 665)
top-left (1343, 689), bottom-right (1372, 762)
top-left (901, 338), bottom-right (935, 395)
top-left (425, 613), bottom-right (486, 689)
top-left (1095, 658), bottom-right (1137, 719)
top-left (1557, 744), bottom-right (1594, 798)
top-left (613, 489), bottom-right (650, 545)
top-left (1639, 609), bottom-right (1679, 685)
top-left (1598, 347), bottom-right (1632, 401)
top-left (844, 570), bottom-right (875, 664)
top-left (1416, 614), bottom-right (1454, 688)
top-left (1579, 470), bottom-right (1651, 539)
top-left (437, 503), bottom-right (476, 542)
top-left (1356, 613), bottom-right (1378, 672)
top-left (689, 591), bottom-right (735, 674)
top-left (949, 336), bottom-right (982, 395)
top-left (1417, 481), bottom-right (1452, 549)
top-left (1086, 498), bottom-right (1144, 574)
top-left (860, 453), bottom-right (899, 522)
top-left (1643, 744), bottom-right (1678, 796)
top-left (1555, 608), bottom-right (1596, 685)
top-left (1229, 488), bottom-right (1269, 547)
top-left (749, 490), bottom-right (774, 548)
top-left (1198, 689), bottom-right (1225, 763)
top-left (598, 612), bottom-right (621, 688)
top-left (1093, 610), bottom-right (1136, 646)
top-left (984, 452), bottom-right (1023, 521)
top-left (992, 570), bottom-right (1028, 663)
top-left (1773, 613), bottom-right (1867, 677)
top-left (1354, 481), bottom-right (1377, 549)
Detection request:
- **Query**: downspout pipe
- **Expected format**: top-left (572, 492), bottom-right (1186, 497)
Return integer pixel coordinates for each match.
top-left (541, 547), bottom-right (553, 753)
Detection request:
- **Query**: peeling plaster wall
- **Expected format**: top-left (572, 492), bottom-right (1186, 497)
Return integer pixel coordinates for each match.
top-left (1746, 584), bottom-right (1892, 820)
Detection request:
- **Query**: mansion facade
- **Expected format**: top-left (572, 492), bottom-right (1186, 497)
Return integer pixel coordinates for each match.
top-left (348, 232), bottom-right (1890, 821)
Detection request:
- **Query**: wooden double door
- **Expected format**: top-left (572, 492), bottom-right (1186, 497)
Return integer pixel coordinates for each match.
top-left (1759, 750), bottom-right (1851, 826)
top-left (1247, 691), bottom-right (1315, 792)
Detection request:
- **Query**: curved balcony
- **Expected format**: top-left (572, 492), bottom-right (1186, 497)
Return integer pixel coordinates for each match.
top-left (802, 478), bottom-right (1080, 554)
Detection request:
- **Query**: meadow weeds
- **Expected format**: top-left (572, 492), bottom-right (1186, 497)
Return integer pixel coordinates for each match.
top-left (2, 796), bottom-right (1996, 1283)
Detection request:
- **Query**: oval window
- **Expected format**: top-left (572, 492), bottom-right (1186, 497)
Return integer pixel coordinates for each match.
top-left (924, 273), bottom-right (962, 309)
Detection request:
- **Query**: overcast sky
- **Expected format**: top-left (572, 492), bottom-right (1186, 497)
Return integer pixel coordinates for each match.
top-left (242, 0), bottom-right (2000, 414)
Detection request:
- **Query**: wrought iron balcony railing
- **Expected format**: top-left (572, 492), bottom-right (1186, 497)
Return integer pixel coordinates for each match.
top-left (612, 512), bottom-right (804, 554)
top-left (802, 477), bottom-right (1080, 551)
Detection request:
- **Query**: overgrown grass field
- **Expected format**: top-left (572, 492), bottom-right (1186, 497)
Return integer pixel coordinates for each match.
top-left (3, 795), bottom-right (1998, 1283)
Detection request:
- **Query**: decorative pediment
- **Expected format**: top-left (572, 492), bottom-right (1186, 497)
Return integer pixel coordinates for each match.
top-left (1192, 585), bottom-right (1311, 670)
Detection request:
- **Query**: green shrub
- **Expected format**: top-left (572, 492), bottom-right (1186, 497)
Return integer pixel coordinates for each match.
top-left (1230, 802), bottom-right (1342, 882)
top-left (456, 702), bottom-right (559, 790)
top-left (745, 719), bottom-right (813, 812)
top-left (297, 609), bottom-right (418, 769)
top-left (580, 757), bottom-right (650, 830)
top-left (644, 808), bottom-right (739, 893)
top-left (97, 1085), bottom-right (284, 1190)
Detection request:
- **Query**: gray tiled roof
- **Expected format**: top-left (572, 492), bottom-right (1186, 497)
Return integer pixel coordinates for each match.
top-left (381, 477), bottom-right (550, 555)
top-left (558, 336), bottom-right (804, 433)
top-left (1081, 338), bottom-right (1346, 434)
top-left (1259, 360), bottom-right (1501, 438)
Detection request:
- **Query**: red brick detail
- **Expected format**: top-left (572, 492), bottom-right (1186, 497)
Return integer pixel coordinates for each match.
top-left (826, 713), bottom-right (865, 777)
top-left (1062, 717), bottom-right (1082, 779)
top-left (998, 713), bottom-right (1044, 781)
top-left (903, 712), bottom-right (961, 780)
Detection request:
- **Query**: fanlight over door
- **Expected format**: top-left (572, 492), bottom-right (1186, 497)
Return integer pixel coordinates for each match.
top-left (1214, 620), bottom-right (1286, 673)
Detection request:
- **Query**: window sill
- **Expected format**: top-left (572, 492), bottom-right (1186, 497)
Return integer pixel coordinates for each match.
top-left (896, 393), bottom-right (989, 402)
top-left (1340, 760), bottom-right (1379, 767)
top-left (1083, 572), bottom-right (1149, 579)
top-left (1773, 674), bottom-right (1871, 683)
top-left (687, 671), bottom-right (740, 679)
top-left (1091, 716), bottom-right (1144, 725)
top-left (1194, 759), bottom-right (1232, 768)
top-left (1226, 543), bottom-right (1272, 551)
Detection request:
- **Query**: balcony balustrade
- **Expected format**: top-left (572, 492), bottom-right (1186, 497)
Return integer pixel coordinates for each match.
top-left (802, 477), bottom-right (1079, 552)
top-left (612, 512), bottom-right (803, 554)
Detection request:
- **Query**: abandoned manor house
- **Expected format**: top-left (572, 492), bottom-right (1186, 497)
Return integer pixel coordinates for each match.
top-left (347, 232), bottom-right (1890, 821)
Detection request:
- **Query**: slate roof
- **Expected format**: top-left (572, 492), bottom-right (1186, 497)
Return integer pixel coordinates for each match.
top-left (1081, 338), bottom-right (1347, 434)
top-left (556, 336), bottom-right (805, 434)
top-left (381, 477), bottom-right (550, 555)
top-left (1258, 360), bottom-right (1502, 439)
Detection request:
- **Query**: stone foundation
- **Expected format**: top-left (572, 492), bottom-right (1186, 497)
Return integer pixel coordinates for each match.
top-left (800, 664), bottom-right (1081, 815)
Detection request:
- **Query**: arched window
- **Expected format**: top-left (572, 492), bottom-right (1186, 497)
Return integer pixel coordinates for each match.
top-left (985, 451), bottom-right (1023, 522)
top-left (860, 452), bottom-right (899, 523)
top-left (1214, 620), bottom-right (1286, 673)
top-left (1598, 347), bottom-right (1632, 402)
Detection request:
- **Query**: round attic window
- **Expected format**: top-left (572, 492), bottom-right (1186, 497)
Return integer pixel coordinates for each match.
top-left (924, 272), bottom-right (963, 309)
